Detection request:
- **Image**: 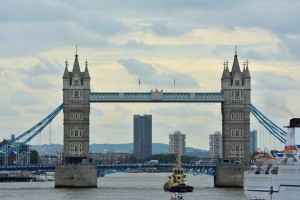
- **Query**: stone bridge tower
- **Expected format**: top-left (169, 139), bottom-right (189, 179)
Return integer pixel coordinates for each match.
top-left (62, 52), bottom-right (90, 164)
top-left (56, 52), bottom-right (96, 188)
top-left (221, 50), bottom-right (251, 164)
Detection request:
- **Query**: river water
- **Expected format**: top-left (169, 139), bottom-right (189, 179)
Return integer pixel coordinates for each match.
top-left (0, 173), bottom-right (248, 200)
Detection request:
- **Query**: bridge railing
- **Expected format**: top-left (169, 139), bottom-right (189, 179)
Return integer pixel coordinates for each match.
top-left (250, 104), bottom-right (287, 144)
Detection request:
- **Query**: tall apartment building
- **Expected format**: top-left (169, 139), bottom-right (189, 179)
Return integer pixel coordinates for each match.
top-left (250, 130), bottom-right (257, 155)
top-left (133, 115), bottom-right (152, 160)
top-left (169, 131), bottom-right (186, 155)
top-left (209, 131), bottom-right (222, 159)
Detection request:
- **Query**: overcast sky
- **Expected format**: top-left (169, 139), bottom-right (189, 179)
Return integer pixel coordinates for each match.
top-left (1, 0), bottom-right (300, 151)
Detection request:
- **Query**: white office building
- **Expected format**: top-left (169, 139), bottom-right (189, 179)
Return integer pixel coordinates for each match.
top-left (209, 131), bottom-right (222, 159)
top-left (169, 131), bottom-right (186, 155)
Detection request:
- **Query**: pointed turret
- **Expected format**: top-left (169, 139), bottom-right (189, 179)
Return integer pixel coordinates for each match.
top-left (231, 53), bottom-right (241, 76)
top-left (244, 65), bottom-right (251, 78)
top-left (63, 60), bottom-right (70, 79)
top-left (71, 54), bottom-right (81, 76)
top-left (221, 65), bottom-right (230, 80)
top-left (84, 59), bottom-right (90, 79)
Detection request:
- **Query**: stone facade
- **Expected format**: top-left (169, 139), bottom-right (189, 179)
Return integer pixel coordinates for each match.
top-left (62, 53), bottom-right (91, 164)
top-left (214, 165), bottom-right (248, 188)
top-left (221, 52), bottom-right (251, 164)
top-left (55, 164), bottom-right (97, 188)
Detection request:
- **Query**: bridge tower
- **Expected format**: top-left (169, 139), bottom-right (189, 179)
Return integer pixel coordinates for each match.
top-left (221, 50), bottom-right (251, 164)
top-left (55, 51), bottom-right (97, 188)
top-left (62, 52), bottom-right (90, 164)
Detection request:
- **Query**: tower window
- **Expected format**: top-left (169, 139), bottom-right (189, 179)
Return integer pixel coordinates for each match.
top-left (235, 80), bottom-right (240, 85)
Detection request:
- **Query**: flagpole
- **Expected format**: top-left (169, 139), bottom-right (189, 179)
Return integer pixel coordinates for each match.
top-left (174, 76), bottom-right (175, 94)
top-left (138, 77), bottom-right (141, 100)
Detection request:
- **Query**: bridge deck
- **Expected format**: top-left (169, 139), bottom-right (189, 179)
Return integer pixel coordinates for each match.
top-left (90, 92), bottom-right (225, 103)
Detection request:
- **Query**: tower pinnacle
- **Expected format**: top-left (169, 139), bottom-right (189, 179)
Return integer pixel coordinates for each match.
top-left (75, 45), bottom-right (78, 57)
top-left (235, 45), bottom-right (237, 57)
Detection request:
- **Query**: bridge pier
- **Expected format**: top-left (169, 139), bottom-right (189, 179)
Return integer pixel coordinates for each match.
top-left (55, 164), bottom-right (97, 188)
top-left (214, 165), bottom-right (249, 188)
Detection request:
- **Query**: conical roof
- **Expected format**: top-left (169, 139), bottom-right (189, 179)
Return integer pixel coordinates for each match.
top-left (231, 54), bottom-right (241, 76)
top-left (244, 66), bottom-right (251, 78)
top-left (84, 65), bottom-right (90, 79)
top-left (221, 65), bottom-right (230, 79)
top-left (63, 65), bottom-right (70, 79)
top-left (71, 54), bottom-right (81, 76)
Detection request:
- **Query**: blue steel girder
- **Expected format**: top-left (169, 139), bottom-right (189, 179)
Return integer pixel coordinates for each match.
top-left (90, 92), bottom-right (225, 103)
top-left (0, 165), bottom-right (55, 171)
top-left (97, 163), bottom-right (216, 176)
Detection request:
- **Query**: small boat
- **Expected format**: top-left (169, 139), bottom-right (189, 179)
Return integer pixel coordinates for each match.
top-left (164, 154), bottom-right (194, 192)
top-left (171, 192), bottom-right (184, 200)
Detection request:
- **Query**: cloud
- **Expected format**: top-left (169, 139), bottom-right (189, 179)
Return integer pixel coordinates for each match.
top-left (121, 40), bottom-right (150, 50)
top-left (118, 58), bottom-right (198, 88)
top-left (0, 105), bottom-right (19, 117)
top-left (150, 21), bottom-right (186, 36)
top-left (11, 91), bottom-right (39, 105)
top-left (23, 77), bottom-right (55, 89)
top-left (151, 106), bottom-right (199, 117)
top-left (253, 71), bottom-right (300, 91)
top-left (91, 106), bottom-right (104, 116)
top-left (23, 59), bottom-right (62, 76)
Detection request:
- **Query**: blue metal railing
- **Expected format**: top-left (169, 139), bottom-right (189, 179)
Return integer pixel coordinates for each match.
top-left (250, 104), bottom-right (287, 144)
top-left (0, 104), bottom-right (63, 158)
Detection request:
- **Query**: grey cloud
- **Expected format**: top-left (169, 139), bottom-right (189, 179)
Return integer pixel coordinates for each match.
top-left (0, 105), bottom-right (19, 116)
top-left (99, 122), bottom-right (132, 129)
top-left (151, 106), bottom-right (198, 117)
top-left (253, 72), bottom-right (300, 91)
top-left (0, 1), bottom-right (69, 23)
top-left (91, 106), bottom-right (104, 116)
top-left (150, 21), bottom-right (186, 36)
top-left (118, 58), bottom-right (198, 88)
top-left (78, 14), bottom-right (131, 36)
top-left (118, 58), bottom-right (155, 76)
top-left (22, 59), bottom-right (62, 76)
top-left (121, 40), bottom-right (150, 50)
top-left (23, 77), bottom-right (55, 89)
top-left (11, 91), bottom-right (39, 105)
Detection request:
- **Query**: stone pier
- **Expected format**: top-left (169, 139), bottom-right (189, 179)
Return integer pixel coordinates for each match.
top-left (55, 164), bottom-right (97, 188)
top-left (214, 165), bottom-right (249, 188)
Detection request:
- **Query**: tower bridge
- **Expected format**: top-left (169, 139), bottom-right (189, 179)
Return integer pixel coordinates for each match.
top-left (0, 49), bottom-right (287, 188)
top-left (55, 49), bottom-right (251, 188)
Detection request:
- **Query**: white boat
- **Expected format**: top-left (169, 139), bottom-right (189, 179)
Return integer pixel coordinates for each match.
top-left (170, 192), bottom-right (184, 200)
top-left (244, 118), bottom-right (300, 200)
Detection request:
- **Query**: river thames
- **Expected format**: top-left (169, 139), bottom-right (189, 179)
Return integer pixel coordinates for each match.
top-left (0, 173), bottom-right (248, 200)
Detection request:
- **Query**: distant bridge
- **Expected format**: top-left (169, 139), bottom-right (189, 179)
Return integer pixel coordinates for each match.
top-left (0, 163), bottom-right (216, 176)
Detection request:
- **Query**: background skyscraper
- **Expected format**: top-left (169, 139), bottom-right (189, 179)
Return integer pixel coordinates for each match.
top-left (209, 131), bottom-right (222, 159)
top-left (250, 130), bottom-right (257, 155)
top-left (133, 115), bottom-right (152, 160)
top-left (169, 131), bottom-right (186, 155)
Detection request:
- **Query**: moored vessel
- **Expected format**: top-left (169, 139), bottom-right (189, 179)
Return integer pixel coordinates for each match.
top-left (163, 154), bottom-right (193, 192)
top-left (244, 118), bottom-right (300, 200)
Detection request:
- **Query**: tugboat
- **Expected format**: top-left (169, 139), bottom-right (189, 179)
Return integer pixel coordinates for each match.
top-left (163, 154), bottom-right (194, 192)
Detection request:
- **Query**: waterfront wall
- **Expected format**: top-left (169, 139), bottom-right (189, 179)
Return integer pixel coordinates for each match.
top-left (214, 165), bottom-right (249, 188)
top-left (55, 164), bottom-right (97, 188)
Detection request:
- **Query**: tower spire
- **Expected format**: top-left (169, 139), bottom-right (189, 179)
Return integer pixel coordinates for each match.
top-left (235, 45), bottom-right (237, 57)
top-left (75, 45), bottom-right (78, 57)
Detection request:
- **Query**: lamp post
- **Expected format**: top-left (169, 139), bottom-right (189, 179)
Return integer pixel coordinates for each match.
top-left (269, 186), bottom-right (273, 200)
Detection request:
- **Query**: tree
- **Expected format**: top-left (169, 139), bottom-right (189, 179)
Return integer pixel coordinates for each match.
top-left (30, 150), bottom-right (39, 165)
